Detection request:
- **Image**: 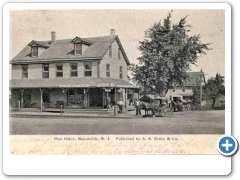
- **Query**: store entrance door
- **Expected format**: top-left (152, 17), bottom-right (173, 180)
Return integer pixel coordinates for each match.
top-left (89, 88), bottom-right (103, 108)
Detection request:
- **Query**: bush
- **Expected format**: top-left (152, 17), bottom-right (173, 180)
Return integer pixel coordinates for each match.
top-left (213, 106), bottom-right (225, 110)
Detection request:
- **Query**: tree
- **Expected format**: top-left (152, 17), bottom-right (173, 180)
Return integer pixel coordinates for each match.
top-left (204, 73), bottom-right (225, 107)
top-left (130, 12), bottom-right (211, 96)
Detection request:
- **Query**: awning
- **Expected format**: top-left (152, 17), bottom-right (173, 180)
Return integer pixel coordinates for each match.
top-left (10, 77), bottom-right (139, 89)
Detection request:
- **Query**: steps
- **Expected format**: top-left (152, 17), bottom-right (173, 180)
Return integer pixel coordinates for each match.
top-left (64, 108), bottom-right (113, 115)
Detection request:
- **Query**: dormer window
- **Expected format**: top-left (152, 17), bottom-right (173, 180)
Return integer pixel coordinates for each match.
top-left (28, 40), bottom-right (49, 58)
top-left (74, 43), bottom-right (82, 55)
top-left (71, 36), bottom-right (92, 56)
top-left (32, 46), bottom-right (38, 57)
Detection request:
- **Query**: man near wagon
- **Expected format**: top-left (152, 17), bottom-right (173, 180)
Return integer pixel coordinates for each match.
top-left (118, 98), bottom-right (124, 114)
top-left (135, 99), bottom-right (141, 116)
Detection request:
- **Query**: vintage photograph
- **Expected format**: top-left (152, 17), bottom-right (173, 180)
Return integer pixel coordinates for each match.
top-left (9, 9), bottom-right (225, 135)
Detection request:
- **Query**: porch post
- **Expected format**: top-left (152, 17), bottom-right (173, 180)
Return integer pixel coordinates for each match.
top-left (83, 88), bottom-right (86, 109)
top-left (20, 89), bottom-right (24, 109)
top-left (10, 89), bottom-right (12, 108)
top-left (114, 87), bottom-right (117, 103)
top-left (125, 88), bottom-right (128, 109)
top-left (83, 88), bottom-right (89, 109)
top-left (87, 90), bottom-right (89, 109)
top-left (40, 88), bottom-right (43, 112)
top-left (102, 89), bottom-right (105, 108)
top-left (199, 70), bottom-right (203, 110)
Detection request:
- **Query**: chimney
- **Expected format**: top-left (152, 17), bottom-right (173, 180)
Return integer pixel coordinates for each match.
top-left (51, 31), bottom-right (56, 44)
top-left (110, 29), bottom-right (115, 36)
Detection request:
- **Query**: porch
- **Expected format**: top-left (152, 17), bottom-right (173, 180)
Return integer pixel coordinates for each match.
top-left (10, 87), bottom-right (139, 112)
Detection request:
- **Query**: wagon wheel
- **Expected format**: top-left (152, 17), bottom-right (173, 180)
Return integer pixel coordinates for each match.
top-left (157, 107), bottom-right (165, 117)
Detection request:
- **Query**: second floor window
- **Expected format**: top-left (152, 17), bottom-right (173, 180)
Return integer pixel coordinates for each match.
top-left (32, 46), bottom-right (38, 57)
top-left (84, 62), bottom-right (92, 77)
top-left (119, 66), bottom-right (123, 79)
top-left (42, 64), bottom-right (49, 78)
top-left (71, 63), bottom-right (78, 77)
top-left (74, 43), bottom-right (82, 55)
top-left (56, 64), bottom-right (63, 77)
top-left (109, 45), bottom-right (112, 58)
top-left (22, 65), bottom-right (28, 79)
top-left (106, 64), bottom-right (110, 77)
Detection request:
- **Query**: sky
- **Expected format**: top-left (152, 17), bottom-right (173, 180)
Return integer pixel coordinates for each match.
top-left (10, 10), bottom-right (225, 80)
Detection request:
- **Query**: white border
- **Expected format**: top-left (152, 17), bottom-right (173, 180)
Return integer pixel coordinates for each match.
top-left (3, 3), bottom-right (231, 175)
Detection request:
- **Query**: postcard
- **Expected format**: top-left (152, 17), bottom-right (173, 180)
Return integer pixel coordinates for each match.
top-left (3, 2), bottom-right (233, 175)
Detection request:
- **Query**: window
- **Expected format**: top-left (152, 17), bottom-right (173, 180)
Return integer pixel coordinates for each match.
top-left (32, 46), bottom-right (38, 57)
top-left (71, 63), bottom-right (78, 77)
top-left (74, 43), bottom-right (82, 55)
top-left (109, 45), bottom-right (112, 58)
top-left (118, 48), bottom-right (121, 60)
top-left (42, 64), bottom-right (49, 78)
top-left (22, 65), bottom-right (28, 79)
top-left (84, 62), bottom-right (92, 77)
top-left (119, 66), bottom-right (123, 79)
top-left (56, 64), bottom-right (63, 77)
top-left (106, 64), bottom-right (110, 77)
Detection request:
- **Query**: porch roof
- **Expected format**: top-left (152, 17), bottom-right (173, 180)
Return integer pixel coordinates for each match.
top-left (10, 77), bottom-right (139, 89)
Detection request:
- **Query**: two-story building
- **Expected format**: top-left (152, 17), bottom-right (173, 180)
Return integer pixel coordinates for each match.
top-left (10, 30), bottom-right (138, 110)
top-left (165, 71), bottom-right (206, 100)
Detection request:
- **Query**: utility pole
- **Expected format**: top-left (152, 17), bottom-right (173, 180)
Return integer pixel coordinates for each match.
top-left (199, 78), bottom-right (202, 110)
top-left (114, 84), bottom-right (117, 116)
top-left (199, 70), bottom-right (208, 110)
top-left (40, 88), bottom-right (43, 112)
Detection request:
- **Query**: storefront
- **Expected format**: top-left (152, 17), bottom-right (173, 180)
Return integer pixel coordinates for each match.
top-left (10, 79), bottom-right (139, 111)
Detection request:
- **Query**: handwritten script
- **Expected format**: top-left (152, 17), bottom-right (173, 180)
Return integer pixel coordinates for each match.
top-left (10, 135), bottom-right (221, 155)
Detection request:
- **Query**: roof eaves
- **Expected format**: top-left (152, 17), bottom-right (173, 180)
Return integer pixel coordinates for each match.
top-left (100, 35), bottom-right (117, 60)
top-left (28, 40), bottom-right (50, 48)
top-left (100, 35), bottom-right (131, 66)
top-left (115, 36), bottom-right (131, 65)
top-left (10, 57), bottom-right (103, 64)
top-left (71, 36), bottom-right (92, 45)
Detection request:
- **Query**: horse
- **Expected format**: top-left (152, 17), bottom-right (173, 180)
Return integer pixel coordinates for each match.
top-left (141, 102), bottom-right (153, 117)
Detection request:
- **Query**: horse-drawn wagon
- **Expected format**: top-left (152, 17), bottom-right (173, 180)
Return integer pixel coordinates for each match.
top-left (140, 94), bottom-right (173, 117)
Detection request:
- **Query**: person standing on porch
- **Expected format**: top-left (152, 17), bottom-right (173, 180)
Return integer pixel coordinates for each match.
top-left (107, 96), bottom-right (111, 110)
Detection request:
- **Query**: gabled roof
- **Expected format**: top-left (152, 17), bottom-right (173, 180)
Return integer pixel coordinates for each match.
top-left (71, 36), bottom-right (92, 45)
top-left (28, 40), bottom-right (50, 48)
top-left (10, 35), bottom-right (130, 65)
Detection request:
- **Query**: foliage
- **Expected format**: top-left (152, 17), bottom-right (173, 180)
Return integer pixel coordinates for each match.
top-left (203, 73), bottom-right (225, 107)
top-left (130, 11), bottom-right (211, 96)
top-left (191, 86), bottom-right (200, 105)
